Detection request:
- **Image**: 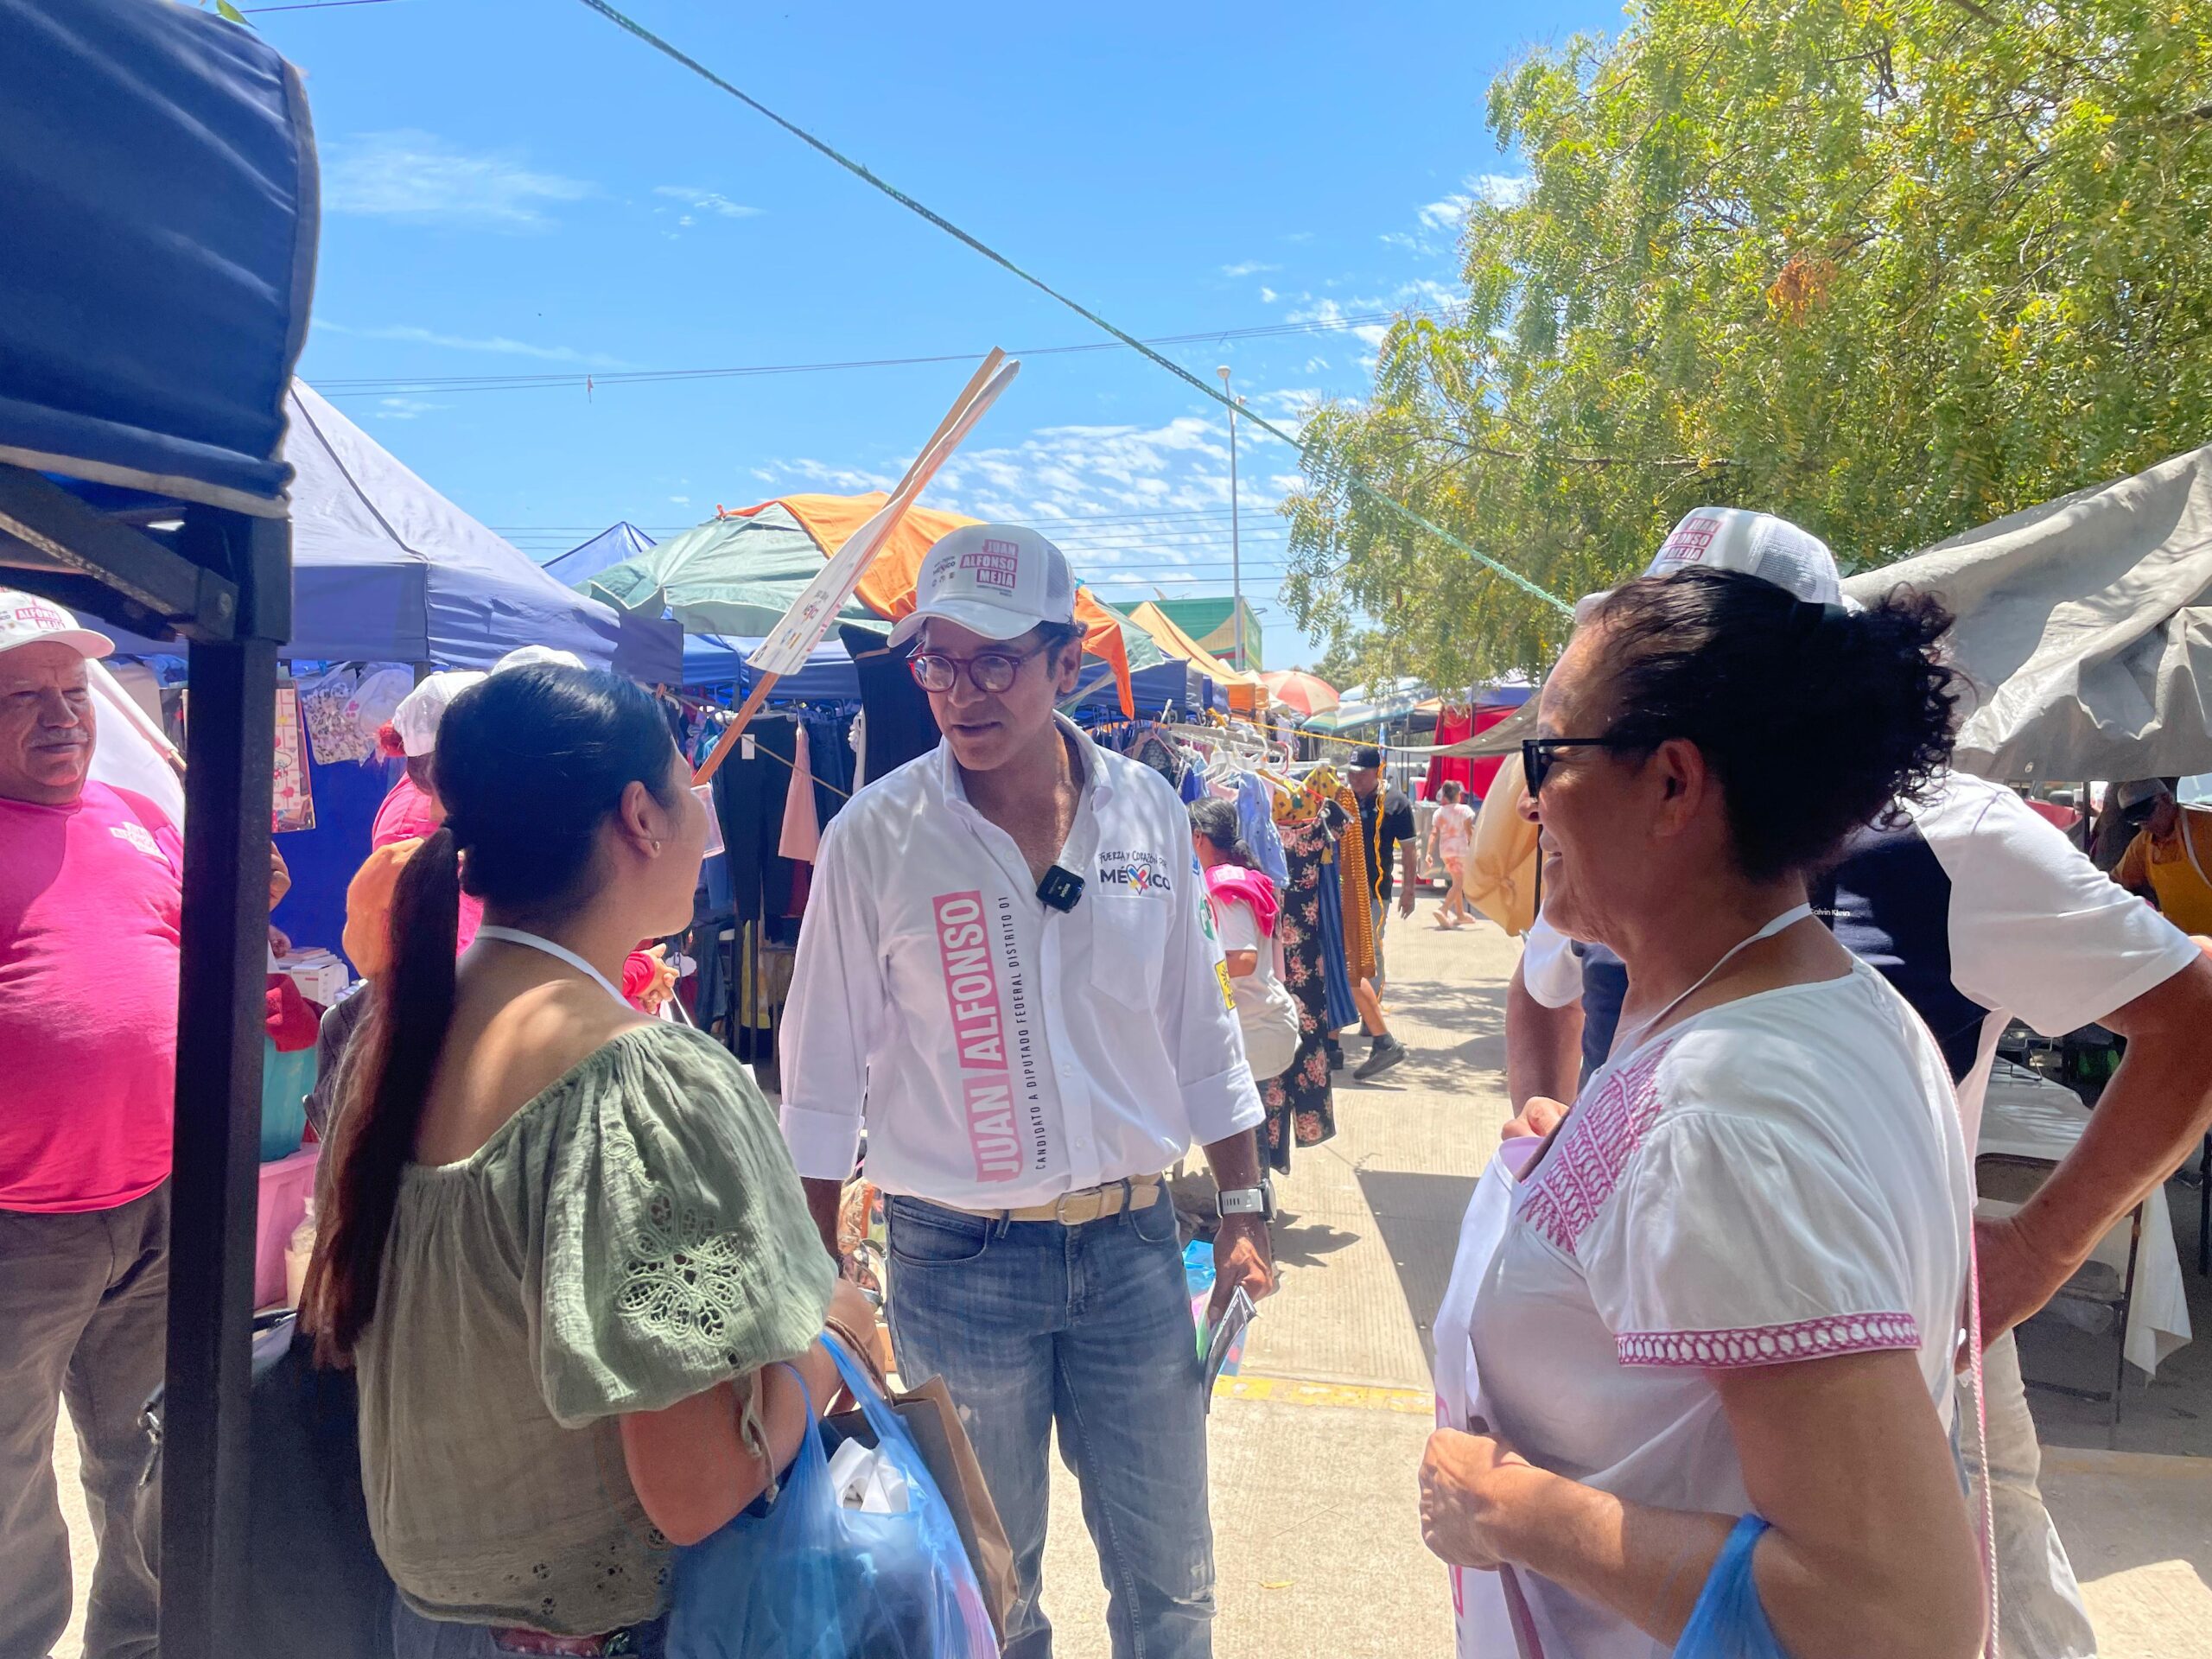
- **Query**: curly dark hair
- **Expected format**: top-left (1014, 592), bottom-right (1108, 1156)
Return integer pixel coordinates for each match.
top-left (1585, 569), bottom-right (1961, 884)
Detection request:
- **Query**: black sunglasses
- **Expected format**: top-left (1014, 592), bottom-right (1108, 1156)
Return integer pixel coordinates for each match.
top-left (1521, 735), bottom-right (1633, 798)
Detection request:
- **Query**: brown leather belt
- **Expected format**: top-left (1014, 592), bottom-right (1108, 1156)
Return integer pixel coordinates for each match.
top-left (947, 1173), bottom-right (1166, 1227)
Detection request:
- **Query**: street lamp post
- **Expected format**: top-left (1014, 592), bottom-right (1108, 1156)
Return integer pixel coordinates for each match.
top-left (1217, 364), bottom-right (1244, 671)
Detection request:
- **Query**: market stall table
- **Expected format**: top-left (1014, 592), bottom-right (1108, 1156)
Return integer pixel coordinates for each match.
top-left (1979, 1060), bottom-right (2192, 1376)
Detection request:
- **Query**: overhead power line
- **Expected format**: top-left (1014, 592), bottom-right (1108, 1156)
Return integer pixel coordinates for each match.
top-left (569, 0), bottom-right (1572, 618)
top-left (314, 310), bottom-right (1417, 399)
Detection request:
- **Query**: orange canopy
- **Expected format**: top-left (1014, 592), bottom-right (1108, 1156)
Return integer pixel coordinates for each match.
top-left (766, 493), bottom-right (1135, 716)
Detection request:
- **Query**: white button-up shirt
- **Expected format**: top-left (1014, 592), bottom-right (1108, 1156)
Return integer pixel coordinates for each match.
top-left (779, 716), bottom-right (1264, 1208)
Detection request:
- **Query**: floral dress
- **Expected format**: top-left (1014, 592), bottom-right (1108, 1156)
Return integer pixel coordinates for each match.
top-left (1260, 817), bottom-right (1339, 1168)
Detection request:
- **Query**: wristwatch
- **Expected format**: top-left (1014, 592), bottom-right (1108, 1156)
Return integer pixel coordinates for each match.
top-left (1215, 1179), bottom-right (1276, 1222)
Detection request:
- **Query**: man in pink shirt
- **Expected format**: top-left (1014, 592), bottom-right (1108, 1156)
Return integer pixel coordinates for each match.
top-left (0, 592), bottom-right (181, 1659)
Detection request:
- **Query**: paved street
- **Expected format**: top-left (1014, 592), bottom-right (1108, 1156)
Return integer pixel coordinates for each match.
top-left (52, 894), bottom-right (2212, 1656)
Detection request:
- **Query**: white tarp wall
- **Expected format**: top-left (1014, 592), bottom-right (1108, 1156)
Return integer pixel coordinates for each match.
top-left (1844, 442), bottom-right (2212, 783)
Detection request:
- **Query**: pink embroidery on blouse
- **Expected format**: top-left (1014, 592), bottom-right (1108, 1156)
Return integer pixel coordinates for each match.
top-left (1518, 1040), bottom-right (1674, 1256)
top-left (1615, 1313), bottom-right (1922, 1369)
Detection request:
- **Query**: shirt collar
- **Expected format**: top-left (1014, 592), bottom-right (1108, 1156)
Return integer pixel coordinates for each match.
top-left (934, 713), bottom-right (1116, 817)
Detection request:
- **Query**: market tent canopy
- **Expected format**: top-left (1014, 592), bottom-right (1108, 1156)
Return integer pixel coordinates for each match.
top-left (588, 501), bottom-right (881, 637)
top-left (1842, 442), bottom-right (2212, 781)
top-left (543, 520), bottom-right (657, 589)
top-left (1304, 677), bottom-right (1433, 733)
top-left (0, 0), bottom-right (315, 521)
top-left (588, 493), bottom-right (1152, 713)
top-left (680, 629), bottom-right (1198, 716)
top-left (276, 385), bottom-right (678, 677)
top-left (1122, 600), bottom-right (1266, 713)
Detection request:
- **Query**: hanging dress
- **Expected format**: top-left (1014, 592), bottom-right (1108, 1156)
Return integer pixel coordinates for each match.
top-left (1258, 817), bottom-right (1340, 1166)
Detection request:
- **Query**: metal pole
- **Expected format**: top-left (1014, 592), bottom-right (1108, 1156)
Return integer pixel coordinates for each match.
top-left (160, 512), bottom-right (284, 1659)
top-left (1218, 365), bottom-right (1243, 671)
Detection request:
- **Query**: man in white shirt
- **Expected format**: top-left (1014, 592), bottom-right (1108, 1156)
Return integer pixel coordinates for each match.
top-left (1505, 508), bottom-right (2212, 1659)
top-left (780, 524), bottom-right (1275, 1659)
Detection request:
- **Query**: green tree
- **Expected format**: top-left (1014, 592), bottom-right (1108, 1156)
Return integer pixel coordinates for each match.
top-left (1283, 0), bottom-right (2212, 686)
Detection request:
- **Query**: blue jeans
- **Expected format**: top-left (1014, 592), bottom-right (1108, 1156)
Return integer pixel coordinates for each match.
top-left (886, 1187), bottom-right (1214, 1659)
top-left (390, 1600), bottom-right (666, 1658)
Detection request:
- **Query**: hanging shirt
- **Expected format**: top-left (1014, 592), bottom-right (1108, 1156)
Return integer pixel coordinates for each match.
top-left (779, 715), bottom-right (1263, 1207)
top-left (1519, 773), bottom-right (2198, 1147)
top-left (0, 784), bottom-right (183, 1212)
top-left (1444, 962), bottom-right (1974, 1659)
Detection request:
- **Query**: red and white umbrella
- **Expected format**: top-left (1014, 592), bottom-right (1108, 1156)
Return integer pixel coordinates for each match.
top-left (1262, 669), bottom-right (1339, 719)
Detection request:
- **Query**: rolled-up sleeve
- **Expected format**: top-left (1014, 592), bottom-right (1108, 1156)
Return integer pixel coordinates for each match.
top-left (778, 816), bottom-right (884, 1181)
top-left (1162, 851), bottom-right (1265, 1145)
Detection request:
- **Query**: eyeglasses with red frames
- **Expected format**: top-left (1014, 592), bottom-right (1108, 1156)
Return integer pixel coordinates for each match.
top-left (906, 639), bottom-right (1052, 695)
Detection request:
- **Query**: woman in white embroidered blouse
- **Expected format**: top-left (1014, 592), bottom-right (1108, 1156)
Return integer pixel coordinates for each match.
top-left (1420, 569), bottom-right (1985, 1659)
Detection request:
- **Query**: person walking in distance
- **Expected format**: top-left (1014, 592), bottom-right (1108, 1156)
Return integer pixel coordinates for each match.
top-left (1426, 779), bottom-right (1477, 931)
top-left (1347, 744), bottom-right (1415, 1079)
top-left (779, 524), bottom-right (1277, 1659)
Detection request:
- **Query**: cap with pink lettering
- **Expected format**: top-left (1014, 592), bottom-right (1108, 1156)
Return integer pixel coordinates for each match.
top-left (887, 524), bottom-right (1078, 646)
top-left (0, 589), bottom-right (115, 660)
top-left (1641, 507), bottom-right (1843, 606)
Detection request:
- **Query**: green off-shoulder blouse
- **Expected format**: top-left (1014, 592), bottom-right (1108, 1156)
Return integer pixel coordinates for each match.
top-left (353, 1020), bottom-right (834, 1634)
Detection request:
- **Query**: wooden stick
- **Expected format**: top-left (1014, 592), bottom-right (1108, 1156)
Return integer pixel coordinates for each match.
top-left (690, 350), bottom-right (1012, 788)
top-left (692, 670), bottom-right (782, 786)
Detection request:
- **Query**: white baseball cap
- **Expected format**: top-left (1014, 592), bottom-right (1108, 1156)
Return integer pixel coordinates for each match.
top-left (1642, 507), bottom-right (1844, 605)
top-left (493, 645), bottom-right (587, 675)
top-left (390, 670), bottom-right (486, 757)
top-left (0, 589), bottom-right (114, 660)
top-left (1574, 507), bottom-right (1847, 622)
top-left (887, 524), bottom-right (1078, 648)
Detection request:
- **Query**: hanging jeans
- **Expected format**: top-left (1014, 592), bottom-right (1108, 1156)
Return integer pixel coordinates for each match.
top-left (884, 1187), bottom-right (1215, 1659)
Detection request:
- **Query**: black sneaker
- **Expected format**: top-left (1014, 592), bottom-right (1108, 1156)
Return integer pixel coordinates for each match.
top-left (1353, 1034), bottom-right (1408, 1081)
top-left (1325, 1039), bottom-right (1345, 1071)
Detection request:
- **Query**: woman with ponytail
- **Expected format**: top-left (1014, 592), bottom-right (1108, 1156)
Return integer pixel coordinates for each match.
top-left (304, 665), bottom-right (859, 1659)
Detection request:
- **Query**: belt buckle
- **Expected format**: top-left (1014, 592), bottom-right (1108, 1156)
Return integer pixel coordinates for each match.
top-left (1052, 1188), bottom-right (1097, 1226)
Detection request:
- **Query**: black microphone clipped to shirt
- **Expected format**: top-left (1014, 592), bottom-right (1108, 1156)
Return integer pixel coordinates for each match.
top-left (1037, 866), bottom-right (1085, 913)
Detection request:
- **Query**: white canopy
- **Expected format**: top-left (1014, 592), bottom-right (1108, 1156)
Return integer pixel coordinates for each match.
top-left (1843, 442), bottom-right (2212, 782)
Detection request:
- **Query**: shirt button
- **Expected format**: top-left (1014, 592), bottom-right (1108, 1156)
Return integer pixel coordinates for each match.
top-left (1058, 1064), bottom-right (1072, 1077)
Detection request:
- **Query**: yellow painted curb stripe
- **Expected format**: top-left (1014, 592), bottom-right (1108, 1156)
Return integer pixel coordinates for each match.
top-left (1211, 1373), bottom-right (1434, 1415)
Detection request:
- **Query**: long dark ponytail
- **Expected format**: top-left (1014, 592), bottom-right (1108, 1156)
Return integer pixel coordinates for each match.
top-left (1189, 797), bottom-right (1255, 868)
top-left (305, 665), bottom-right (680, 1363)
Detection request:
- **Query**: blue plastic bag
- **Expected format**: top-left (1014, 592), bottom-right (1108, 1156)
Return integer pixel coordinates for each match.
top-left (1675, 1514), bottom-right (1789, 1657)
top-left (666, 1339), bottom-right (999, 1659)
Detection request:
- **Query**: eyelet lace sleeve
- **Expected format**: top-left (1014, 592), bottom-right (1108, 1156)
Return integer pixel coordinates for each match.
top-left (515, 1024), bottom-right (836, 1427)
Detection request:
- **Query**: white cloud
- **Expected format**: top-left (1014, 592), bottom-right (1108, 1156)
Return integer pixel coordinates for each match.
top-left (1417, 194), bottom-right (1474, 232)
top-left (321, 130), bottom-right (592, 232)
top-left (654, 185), bottom-right (762, 219)
top-left (1221, 260), bottom-right (1281, 279)
top-left (1259, 286), bottom-right (1279, 304)
top-left (315, 320), bottom-right (631, 369)
top-left (1473, 172), bottom-right (1533, 208)
top-left (670, 495), bottom-right (690, 505)
top-left (372, 397), bottom-right (445, 421)
top-left (1287, 297), bottom-right (1392, 350)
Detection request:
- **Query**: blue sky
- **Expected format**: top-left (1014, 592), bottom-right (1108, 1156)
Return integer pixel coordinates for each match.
top-left (270, 0), bottom-right (1625, 670)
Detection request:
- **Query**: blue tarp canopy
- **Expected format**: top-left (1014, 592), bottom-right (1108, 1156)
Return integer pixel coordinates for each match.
top-left (96, 385), bottom-right (684, 680)
top-left (544, 521), bottom-right (658, 588)
top-left (0, 0), bottom-right (315, 518)
top-left (680, 631), bottom-right (1197, 716)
